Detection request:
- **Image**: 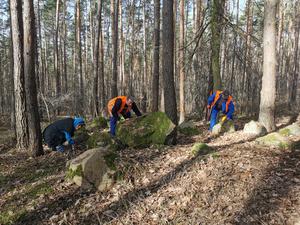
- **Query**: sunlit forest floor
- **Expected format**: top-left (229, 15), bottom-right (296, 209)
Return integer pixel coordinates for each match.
top-left (0, 112), bottom-right (300, 225)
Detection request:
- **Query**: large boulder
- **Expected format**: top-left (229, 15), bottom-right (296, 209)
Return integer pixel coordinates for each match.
top-left (212, 120), bottom-right (235, 136)
top-left (278, 123), bottom-right (300, 137)
top-left (116, 112), bottom-right (176, 148)
top-left (256, 132), bottom-right (293, 149)
top-left (66, 148), bottom-right (118, 191)
top-left (86, 131), bottom-right (122, 151)
top-left (243, 120), bottom-right (267, 136)
top-left (87, 116), bottom-right (108, 131)
top-left (178, 121), bottom-right (200, 136)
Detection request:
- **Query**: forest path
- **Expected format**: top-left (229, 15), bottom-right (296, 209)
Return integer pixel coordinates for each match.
top-left (0, 113), bottom-right (299, 225)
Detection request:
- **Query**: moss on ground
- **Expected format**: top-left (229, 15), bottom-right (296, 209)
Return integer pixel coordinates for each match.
top-left (104, 152), bottom-right (118, 171)
top-left (178, 127), bottom-right (200, 136)
top-left (0, 182), bottom-right (54, 225)
top-left (66, 164), bottom-right (83, 179)
top-left (191, 143), bottom-right (213, 156)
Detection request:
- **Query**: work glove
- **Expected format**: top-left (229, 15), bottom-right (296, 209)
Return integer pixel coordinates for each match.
top-left (56, 145), bottom-right (65, 153)
top-left (221, 116), bottom-right (227, 123)
top-left (68, 139), bottom-right (75, 145)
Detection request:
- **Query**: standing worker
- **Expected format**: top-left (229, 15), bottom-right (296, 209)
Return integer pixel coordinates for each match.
top-left (107, 96), bottom-right (142, 136)
top-left (207, 90), bottom-right (234, 130)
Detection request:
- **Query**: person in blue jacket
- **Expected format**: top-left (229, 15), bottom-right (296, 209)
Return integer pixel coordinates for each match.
top-left (207, 90), bottom-right (234, 131)
top-left (42, 117), bottom-right (85, 152)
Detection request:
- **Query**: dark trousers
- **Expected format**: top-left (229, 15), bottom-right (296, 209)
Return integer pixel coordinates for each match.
top-left (110, 112), bottom-right (131, 136)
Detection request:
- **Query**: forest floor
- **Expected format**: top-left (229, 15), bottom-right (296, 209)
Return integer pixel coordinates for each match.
top-left (0, 112), bottom-right (300, 225)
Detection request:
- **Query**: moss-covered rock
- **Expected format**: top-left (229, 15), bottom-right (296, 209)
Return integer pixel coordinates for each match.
top-left (73, 128), bottom-right (90, 144)
top-left (191, 143), bottom-right (213, 156)
top-left (66, 148), bottom-right (118, 191)
top-left (278, 123), bottom-right (300, 137)
top-left (178, 121), bottom-right (200, 136)
top-left (243, 120), bottom-right (267, 136)
top-left (88, 116), bottom-right (108, 130)
top-left (212, 120), bottom-right (235, 136)
top-left (86, 131), bottom-right (122, 151)
top-left (116, 112), bottom-right (176, 148)
top-left (256, 132), bottom-right (293, 149)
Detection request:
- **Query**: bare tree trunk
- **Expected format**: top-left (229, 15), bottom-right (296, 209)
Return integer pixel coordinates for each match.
top-left (151, 0), bottom-right (160, 112)
top-left (210, 0), bottom-right (225, 91)
top-left (54, 0), bottom-right (61, 99)
top-left (230, 0), bottom-right (239, 94)
top-left (111, 0), bottom-right (119, 98)
top-left (76, 0), bottom-right (84, 114)
top-left (179, 0), bottom-right (185, 123)
top-left (24, 0), bottom-right (44, 156)
top-left (162, 0), bottom-right (178, 126)
top-left (63, 0), bottom-right (68, 93)
top-left (259, 0), bottom-right (278, 132)
top-left (93, 0), bottom-right (103, 116)
top-left (290, 4), bottom-right (299, 107)
top-left (141, 0), bottom-right (147, 112)
top-left (10, 0), bottom-right (28, 149)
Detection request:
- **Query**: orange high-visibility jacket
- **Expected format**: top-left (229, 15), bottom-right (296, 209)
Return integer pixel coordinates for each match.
top-left (107, 96), bottom-right (132, 116)
top-left (210, 90), bottom-right (233, 113)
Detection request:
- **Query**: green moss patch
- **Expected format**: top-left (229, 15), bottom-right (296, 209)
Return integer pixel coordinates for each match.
top-left (117, 112), bottom-right (175, 148)
top-left (256, 132), bottom-right (292, 149)
top-left (178, 127), bottom-right (200, 136)
top-left (104, 152), bottom-right (118, 171)
top-left (0, 208), bottom-right (27, 225)
top-left (191, 143), bottom-right (213, 156)
top-left (66, 164), bottom-right (83, 179)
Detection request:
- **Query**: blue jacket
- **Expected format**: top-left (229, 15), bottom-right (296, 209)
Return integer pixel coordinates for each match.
top-left (208, 92), bottom-right (234, 119)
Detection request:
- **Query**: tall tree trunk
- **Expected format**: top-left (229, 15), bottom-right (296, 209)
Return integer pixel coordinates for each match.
top-left (111, 0), bottom-right (119, 98)
top-left (23, 0), bottom-right (44, 156)
top-left (37, 0), bottom-right (44, 95)
top-left (259, 0), bottom-right (278, 132)
top-left (10, 0), bottom-right (28, 149)
top-left (179, 0), bottom-right (185, 123)
top-left (93, 0), bottom-right (103, 117)
top-left (76, 0), bottom-right (84, 114)
top-left (151, 0), bottom-right (160, 112)
top-left (63, 0), bottom-right (68, 93)
top-left (54, 0), bottom-right (61, 99)
top-left (142, 0), bottom-right (147, 113)
top-left (290, 6), bottom-right (299, 106)
top-left (230, 0), bottom-right (239, 94)
top-left (210, 0), bottom-right (225, 91)
top-left (162, 0), bottom-right (178, 126)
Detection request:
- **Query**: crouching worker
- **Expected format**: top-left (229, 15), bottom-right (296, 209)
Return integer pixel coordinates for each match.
top-left (107, 96), bottom-right (142, 136)
top-left (43, 117), bottom-right (85, 152)
top-left (207, 90), bottom-right (234, 131)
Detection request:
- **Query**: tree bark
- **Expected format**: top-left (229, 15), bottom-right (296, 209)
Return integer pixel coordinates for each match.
top-left (259, 0), bottom-right (278, 132)
top-left (151, 0), bottom-right (160, 112)
top-left (93, 0), bottom-right (103, 117)
top-left (162, 0), bottom-right (178, 126)
top-left (23, 0), bottom-right (44, 156)
top-left (111, 0), bottom-right (119, 98)
top-left (10, 0), bottom-right (28, 149)
top-left (210, 0), bottom-right (225, 91)
top-left (179, 0), bottom-right (185, 123)
top-left (54, 0), bottom-right (61, 99)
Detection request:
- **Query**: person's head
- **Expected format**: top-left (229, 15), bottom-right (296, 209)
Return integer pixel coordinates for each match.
top-left (74, 117), bottom-right (85, 130)
top-left (126, 96), bottom-right (135, 107)
top-left (222, 90), bottom-right (230, 100)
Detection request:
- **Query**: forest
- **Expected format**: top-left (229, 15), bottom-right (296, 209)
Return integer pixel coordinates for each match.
top-left (0, 0), bottom-right (300, 224)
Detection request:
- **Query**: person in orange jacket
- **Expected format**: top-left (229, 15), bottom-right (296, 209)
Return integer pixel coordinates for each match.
top-left (107, 96), bottom-right (142, 136)
top-left (207, 90), bottom-right (234, 130)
